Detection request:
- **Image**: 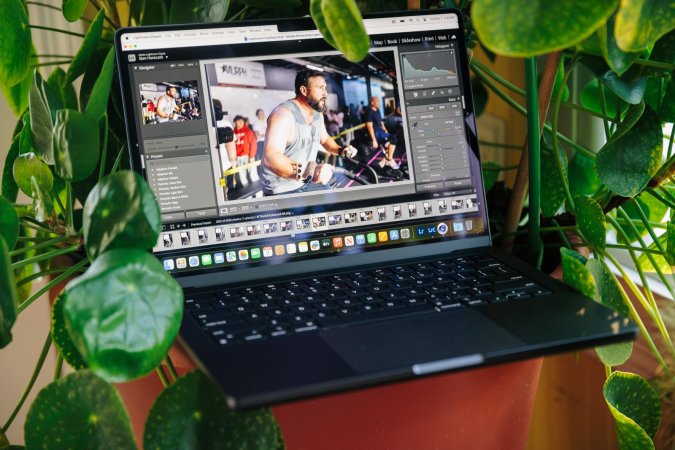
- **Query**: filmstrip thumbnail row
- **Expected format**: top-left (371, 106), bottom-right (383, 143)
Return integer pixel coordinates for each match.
top-left (156, 195), bottom-right (478, 250)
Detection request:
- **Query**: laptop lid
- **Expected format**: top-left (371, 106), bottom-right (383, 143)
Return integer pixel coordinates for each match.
top-left (114, 9), bottom-right (491, 288)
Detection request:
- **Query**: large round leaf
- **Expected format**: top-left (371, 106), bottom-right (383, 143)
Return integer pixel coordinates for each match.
top-left (604, 371), bottom-right (661, 448)
top-left (47, 67), bottom-right (78, 110)
top-left (0, 196), bottom-right (19, 251)
top-left (62, 0), bottom-right (88, 22)
top-left (51, 293), bottom-right (88, 370)
top-left (576, 196), bottom-right (606, 250)
top-left (62, 249), bottom-right (183, 382)
top-left (319, 0), bottom-right (369, 62)
top-left (1, 66), bottom-right (32, 117)
top-left (64, 10), bottom-right (104, 85)
top-left (13, 152), bottom-right (53, 198)
top-left (560, 247), bottom-right (595, 299)
top-left (599, 16), bottom-right (641, 76)
top-left (581, 56), bottom-right (647, 105)
top-left (596, 106), bottom-right (662, 197)
top-left (144, 371), bottom-right (280, 449)
top-left (614, 0), bottom-right (675, 52)
top-left (53, 109), bottom-right (100, 182)
top-left (569, 152), bottom-right (602, 197)
top-left (169, 0), bottom-right (230, 24)
top-left (83, 170), bottom-right (161, 259)
top-left (540, 135), bottom-right (568, 217)
top-left (0, 0), bottom-right (32, 88)
top-left (472, 0), bottom-right (617, 57)
top-left (0, 237), bottom-right (19, 348)
top-left (2, 134), bottom-right (21, 202)
top-left (25, 370), bottom-right (136, 449)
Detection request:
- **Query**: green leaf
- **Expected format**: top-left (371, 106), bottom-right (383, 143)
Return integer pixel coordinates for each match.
top-left (481, 162), bottom-right (500, 192)
top-left (560, 247), bottom-right (595, 298)
top-left (604, 371), bottom-right (661, 448)
top-left (0, 0), bottom-right (32, 88)
top-left (29, 71), bottom-right (54, 165)
top-left (1, 65), bottom-right (32, 117)
top-left (581, 56), bottom-right (647, 104)
top-left (0, 237), bottom-right (19, 348)
top-left (619, 193), bottom-right (669, 240)
top-left (570, 152), bottom-right (602, 197)
top-left (636, 236), bottom-right (672, 274)
top-left (614, 0), bottom-right (675, 52)
top-left (576, 196), bottom-right (606, 250)
top-left (138, 0), bottom-right (171, 25)
top-left (580, 78), bottom-right (628, 118)
top-left (599, 16), bottom-right (641, 76)
top-left (471, 0), bottom-right (617, 57)
top-left (540, 138), bottom-right (568, 217)
top-left (13, 152), bottom-right (53, 198)
top-left (63, 249), bottom-right (183, 382)
top-left (20, 115), bottom-right (34, 155)
top-left (79, 48), bottom-right (109, 110)
top-left (25, 370), bottom-right (136, 449)
top-left (51, 293), bottom-right (88, 370)
top-left (609, 100), bottom-right (645, 144)
top-left (47, 67), bottom-right (78, 110)
top-left (650, 30), bottom-right (675, 65)
top-left (83, 171), bottom-right (160, 259)
top-left (320, 0), bottom-right (370, 62)
top-left (0, 196), bottom-right (19, 251)
top-left (86, 48), bottom-right (116, 120)
top-left (595, 106), bottom-right (662, 197)
top-left (310, 0), bottom-right (337, 49)
top-left (2, 135), bottom-right (21, 202)
top-left (169, 0), bottom-right (229, 24)
top-left (667, 217), bottom-right (675, 266)
top-left (53, 109), bottom-right (100, 182)
top-left (596, 342), bottom-right (633, 367)
top-left (62, 0), bottom-right (88, 22)
top-left (65, 10), bottom-right (104, 85)
top-left (143, 371), bottom-right (279, 449)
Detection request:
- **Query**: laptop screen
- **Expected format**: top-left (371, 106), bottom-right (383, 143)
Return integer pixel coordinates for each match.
top-left (116, 10), bottom-right (489, 278)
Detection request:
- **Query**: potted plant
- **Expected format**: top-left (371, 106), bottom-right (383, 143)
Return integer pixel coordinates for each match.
top-left (0, 0), bottom-right (672, 449)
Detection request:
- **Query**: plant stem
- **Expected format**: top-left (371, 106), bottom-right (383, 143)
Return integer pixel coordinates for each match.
top-left (551, 218), bottom-right (572, 249)
top-left (156, 366), bottom-right (170, 388)
top-left (52, 190), bottom-right (67, 220)
top-left (646, 188), bottom-right (675, 209)
top-left (525, 57), bottom-right (541, 265)
top-left (165, 355), bottom-right (179, 382)
top-left (8, 235), bottom-right (71, 258)
top-left (630, 200), bottom-right (666, 253)
top-left (16, 266), bottom-right (78, 288)
top-left (1, 334), bottom-right (52, 433)
top-left (478, 140), bottom-right (523, 150)
top-left (470, 58), bottom-right (526, 96)
top-left (668, 126), bottom-right (674, 159)
top-left (54, 354), bottom-right (63, 379)
top-left (34, 54), bottom-right (76, 59)
top-left (482, 164), bottom-right (520, 171)
top-left (111, 145), bottom-right (126, 173)
top-left (560, 102), bottom-right (617, 122)
top-left (601, 255), bottom-right (672, 375)
top-left (615, 218), bottom-right (666, 229)
top-left (551, 60), bottom-right (576, 213)
top-left (17, 257), bottom-right (88, 313)
top-left (228, 6), bottom-right (250, 21)
top-left (632, 58), bottom-right (675, 70)
top-left (598, 83), bottom-right (611, 140)
top-left (603, 243), bottom-right (665, 255)
top-left (66, 182), bottom-right (74, 234)
top-left (31, 60), bottom-right (72, 67)
top-left (99, 114), bottom-right (108, 181)
top-left (21, 216), bottom-right (54, 232)
top-left (29, 24), bottom-right (86, 38)
top-left (19, 221), bottom-right (53, 234)
top-left (11, 244), bottom-right (80, 271)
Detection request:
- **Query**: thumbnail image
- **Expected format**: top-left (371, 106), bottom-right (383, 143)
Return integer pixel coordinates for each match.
top-left (230, 226), bottom-right (244, 238)
top-left (139, 80), bottom-right (202, 125)
top-left (198, 229), bottom-right (208, 244)
top-left (328, 214), bottom-right (343, 226)
top-left (439, 200), bottom-right (447, 213)
top-left (247, 224), bottom-right (261, 236)
top-left (162, 233), bottom-right (173, 248)
top-left (344, 212), bottom-right (357, 224)
top-left (466, 198), bottom-right (476, 209)
top-left (377, 207), bottom-right (387, 221)
top-left (311, 215), bottom-right (327, 230)
top-left (423, 202), bottom-right (432, 216)
top-left (408, 203), bottom-right (417, 217)
top-left (180, 231), bottom-right (191, 246)
top-left (280, 220), bottom-right (294, 232)
top-left (263, 222), bottom-right (278, 234)
top-left (451, 199), bottom-right (465, 210)
top-left (296, 218), bottom-right (310, 230)
top-left (393, 205), bottom-right (402, 219)
top-left (360, 210), bottom-right (373, 222)
top-left (215, 227), bottom-right (225, 241)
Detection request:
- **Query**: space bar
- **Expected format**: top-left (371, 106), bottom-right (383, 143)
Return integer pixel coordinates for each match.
top-left (318, 304), bottom-right (436, 329)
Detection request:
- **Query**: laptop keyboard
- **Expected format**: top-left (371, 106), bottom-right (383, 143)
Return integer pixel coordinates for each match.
top-left (185, 254), bottom-right (552, 346)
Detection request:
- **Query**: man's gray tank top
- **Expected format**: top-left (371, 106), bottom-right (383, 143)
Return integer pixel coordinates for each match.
top-left (260, 100), bottom-right (322, 195)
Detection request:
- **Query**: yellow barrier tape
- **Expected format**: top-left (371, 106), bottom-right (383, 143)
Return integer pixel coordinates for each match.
top-left (222, 159), bottom-right (262, 177)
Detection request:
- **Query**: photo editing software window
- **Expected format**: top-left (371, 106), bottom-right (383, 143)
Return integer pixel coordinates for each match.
top-left (120, 13), bottom-right (488, 273)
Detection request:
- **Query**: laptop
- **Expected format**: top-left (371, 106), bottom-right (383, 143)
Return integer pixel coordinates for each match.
top-left (114, 9), bottom-right (637, 409)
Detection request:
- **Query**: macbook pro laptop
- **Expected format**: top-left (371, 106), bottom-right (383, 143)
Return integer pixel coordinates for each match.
top-left (114, 9), bottom-right (637, 409)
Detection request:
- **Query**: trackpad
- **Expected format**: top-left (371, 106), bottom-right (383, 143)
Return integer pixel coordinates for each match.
top-left (320, 309), bottom-right (524, 374)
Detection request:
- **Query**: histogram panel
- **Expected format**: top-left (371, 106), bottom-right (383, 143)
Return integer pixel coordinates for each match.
top-left (401, 50), bottom-right (458, 89)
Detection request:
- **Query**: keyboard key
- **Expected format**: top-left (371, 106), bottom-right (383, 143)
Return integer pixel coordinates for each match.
top-left (318, 303), bottom-right (435, 328)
